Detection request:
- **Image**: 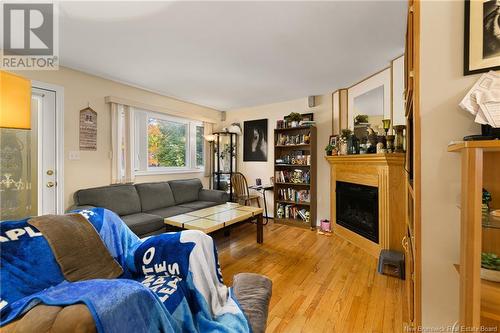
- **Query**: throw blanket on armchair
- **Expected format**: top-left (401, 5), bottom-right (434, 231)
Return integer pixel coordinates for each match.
top-left (0, 208), bottom-right (250, 333)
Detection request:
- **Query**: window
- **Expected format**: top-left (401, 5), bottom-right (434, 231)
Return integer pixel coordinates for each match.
top-left (134, 109), bottom-right (204, 174)
top-left (196, 125), bottom-right (204, 168)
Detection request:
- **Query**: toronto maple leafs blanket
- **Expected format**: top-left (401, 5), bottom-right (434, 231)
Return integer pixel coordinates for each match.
top-left (0, 208), bottom-right (250, 333)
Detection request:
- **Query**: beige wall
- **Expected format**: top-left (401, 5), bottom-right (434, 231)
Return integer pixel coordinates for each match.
top-left (14, 67), bottom-right (221, 210)
top-left (220, 95), bottom-right (332, 225)
top-left (420, 1), bottom-right (482, 328)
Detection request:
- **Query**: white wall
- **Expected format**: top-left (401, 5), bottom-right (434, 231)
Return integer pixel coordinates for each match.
top-left (220, 95), bottom-right (332, 225)
top-left (13, 67), bottom-right (221, 210)
top-left (420, 1), bottom-right (483, 328)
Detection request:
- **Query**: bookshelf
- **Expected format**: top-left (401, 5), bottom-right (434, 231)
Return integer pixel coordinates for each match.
top-left (448, 140), bottom-right (500, 329)
top-left (273, 126), bottom-right (317, 230)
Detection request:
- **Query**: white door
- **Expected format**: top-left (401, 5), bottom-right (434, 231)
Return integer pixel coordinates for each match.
top-left (32, 87), bottom-right (58, 215)
top-left (0, 84), bottom-right (62, 221)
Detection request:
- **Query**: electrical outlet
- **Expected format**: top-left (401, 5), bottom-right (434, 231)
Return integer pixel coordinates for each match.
top-left (69, 151), bottom-right (80, 160)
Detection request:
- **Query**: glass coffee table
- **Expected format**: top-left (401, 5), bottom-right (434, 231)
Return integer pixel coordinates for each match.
top-left (164, 202), bottom-right (264, 243)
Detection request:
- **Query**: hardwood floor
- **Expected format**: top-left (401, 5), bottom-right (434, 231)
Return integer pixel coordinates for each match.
top-left (214, 220), bottom-right (405, 333)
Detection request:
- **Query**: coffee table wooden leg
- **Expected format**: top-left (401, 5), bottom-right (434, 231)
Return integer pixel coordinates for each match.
top-left (257, 213), bottom-right (263, 244)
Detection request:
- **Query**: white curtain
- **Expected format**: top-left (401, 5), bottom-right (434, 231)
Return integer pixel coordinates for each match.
top-left (203, 122), bottom-right (213, 178)
top-left (111, 103), bottom-right (134, 184)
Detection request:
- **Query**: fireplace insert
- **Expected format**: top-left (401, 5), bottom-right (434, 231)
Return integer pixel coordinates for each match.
top-left (336, 181), bottom-right (379, 243)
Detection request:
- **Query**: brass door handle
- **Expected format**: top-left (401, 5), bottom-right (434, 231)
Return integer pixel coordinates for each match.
top-left (46, 181), bottom-right (55, 188)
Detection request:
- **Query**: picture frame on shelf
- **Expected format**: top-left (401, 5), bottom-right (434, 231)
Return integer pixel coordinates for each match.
top-left (329, 135), bottom-right (338, 146)
top-left (464, 0), bottom-right (500, 75)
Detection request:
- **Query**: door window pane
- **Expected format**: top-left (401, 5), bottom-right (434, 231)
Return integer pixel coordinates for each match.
top-left (0, 97), bottom-right (38, 220)
top-left (148, 117), bottom-right (187, 167)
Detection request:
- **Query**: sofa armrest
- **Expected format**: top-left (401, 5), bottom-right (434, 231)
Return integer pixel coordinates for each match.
top-left (66, 205), bottom-right (96, 213)
top-left (199, 189), bottom-right (229, 203)
top-left (233, 273), bottom-right (272, 333)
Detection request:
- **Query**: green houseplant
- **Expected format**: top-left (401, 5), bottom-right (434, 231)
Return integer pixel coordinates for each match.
top-left (481, 252), bottom-right (500, 282)
top-left (287, 112), bottom-right (302, 127)
top-left (325, 144), bottom-right (334, 156)
top-left (354, 114), bottom-right (369, 125)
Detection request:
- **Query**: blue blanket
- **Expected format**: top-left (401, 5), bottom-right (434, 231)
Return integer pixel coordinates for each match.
top-left (0, 208), bottom-right (250, 333)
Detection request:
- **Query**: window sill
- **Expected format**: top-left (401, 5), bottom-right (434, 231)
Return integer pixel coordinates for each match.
top-left (135, 169), bottom-right (205, 176)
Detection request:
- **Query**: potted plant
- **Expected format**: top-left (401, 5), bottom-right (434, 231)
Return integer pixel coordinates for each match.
top-left (354, 114), bottom-right (369, 125)
top-left (481, 252), bottom-right (500, 282)
top-left (339, 129), bottom-right (352, 155)
top-left (288, 112), bottom-right (302, 128)
top-left (325, 144), bottom-right (334, 156)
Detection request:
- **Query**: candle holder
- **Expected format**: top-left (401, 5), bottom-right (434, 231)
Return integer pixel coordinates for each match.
top-left (382, 119), bottom-right (391, 136)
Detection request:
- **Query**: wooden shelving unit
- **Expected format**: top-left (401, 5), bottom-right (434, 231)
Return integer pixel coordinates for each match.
top-left (273, 126), bottom-right (317, 230)
top-left (449, 140), bottom-right (500, 329)
top-left (403, 0), bottom-right (421, 329)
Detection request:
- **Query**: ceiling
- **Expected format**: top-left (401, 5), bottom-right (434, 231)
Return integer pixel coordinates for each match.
top-left (59, 1), bottom-right (407, 110)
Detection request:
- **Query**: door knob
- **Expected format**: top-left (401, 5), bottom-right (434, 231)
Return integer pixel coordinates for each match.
top-left (46, 181), bottom-right (55, 188)
top-left (46, 170), bottom-right (54, 175)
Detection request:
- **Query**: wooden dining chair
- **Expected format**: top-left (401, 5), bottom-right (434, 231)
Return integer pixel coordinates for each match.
top-left (231, 172), bottom-right (261, 207)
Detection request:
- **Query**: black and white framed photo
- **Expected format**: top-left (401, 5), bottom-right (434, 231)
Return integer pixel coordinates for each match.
top-left (243, 119), bottom-right (268, 161)
top-left (464, 0), bottom-right (500, 75)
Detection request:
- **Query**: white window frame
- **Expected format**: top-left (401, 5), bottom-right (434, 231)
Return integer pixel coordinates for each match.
top-left (134, 108), bottom-right (205, 175)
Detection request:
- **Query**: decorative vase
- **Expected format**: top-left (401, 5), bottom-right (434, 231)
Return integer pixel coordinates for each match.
top-left (386, 135), bottom-right (395, 153)
top-left (481, 268), bottom-right (500, 282)
top-left (339, 141), bottom-right (348, 155)
top-left (393, 125), bottom-right (406, 153)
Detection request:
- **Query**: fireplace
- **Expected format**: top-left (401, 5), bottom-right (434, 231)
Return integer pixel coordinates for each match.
top-left (336, 181), bottom-right (379, 243)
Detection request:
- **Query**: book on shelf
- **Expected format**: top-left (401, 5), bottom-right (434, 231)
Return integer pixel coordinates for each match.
top-left (274, 170), bottom-right (310, 184)
top-left (275, 150), bottom-right (311, 166)
top-left (278, 188), bottom-right (310, 203)
top-left (277, 203), bottom-right (310, 222)
top-left (276, 132), bottom-right (311, 146)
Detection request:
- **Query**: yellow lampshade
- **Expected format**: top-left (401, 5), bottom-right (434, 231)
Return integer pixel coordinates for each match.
top-left (0, 71), bottom-right (31, 129)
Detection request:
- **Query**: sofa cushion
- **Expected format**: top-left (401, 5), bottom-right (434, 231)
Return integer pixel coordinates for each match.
top-left (178, 201), bottom-right (219, 210)
top-left (74, 184), bottom-right (141, 216)
top-left (121, 213), bottom-right (164, 236)
top-left (135, 182), bottom-right (176, 211)
top-left (168, 179), bottom-right (202, 204)
top-left (146, 206), bottom-right (193, 218)
top-left (1, 304), bottom-right (96, 333)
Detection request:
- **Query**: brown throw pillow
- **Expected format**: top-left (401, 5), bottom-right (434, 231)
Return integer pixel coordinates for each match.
top-left (29, 214), bottom-right (123, 282)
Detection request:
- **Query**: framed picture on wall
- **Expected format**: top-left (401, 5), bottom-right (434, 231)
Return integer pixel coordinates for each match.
top-left (243, 119), bottom-right (268, 162)
top-left (464, 0), bottom-right (500, 75)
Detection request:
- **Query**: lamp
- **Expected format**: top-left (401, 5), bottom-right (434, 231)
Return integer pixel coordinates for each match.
top-left (382, 119), bottom-right (391, 136)
top-left (0, 71), bottom-right (31, 130)
top-left (204, 134), bottom-right (216, 142)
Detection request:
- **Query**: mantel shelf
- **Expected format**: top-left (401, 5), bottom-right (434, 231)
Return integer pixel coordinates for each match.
top-left (325, 153), bottom-right (405, 165)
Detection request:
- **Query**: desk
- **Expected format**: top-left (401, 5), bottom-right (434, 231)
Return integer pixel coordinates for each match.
top-left (248, 184), bottom-right (274, 224)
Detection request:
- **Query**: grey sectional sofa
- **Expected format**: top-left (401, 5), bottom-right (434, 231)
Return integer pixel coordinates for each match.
top-left (71, 179), bottom-right (228, 237)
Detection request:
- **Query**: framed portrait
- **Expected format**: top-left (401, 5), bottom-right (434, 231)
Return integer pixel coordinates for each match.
top-left (329, 135), bottom-right (338, 146)
top-left (243, 119), bottom-right (268, 161)
top-left (464, 0), bottom-right (500, 75)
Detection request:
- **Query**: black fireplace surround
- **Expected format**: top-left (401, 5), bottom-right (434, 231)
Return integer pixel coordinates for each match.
top-left (336, 181), bottom-right (379, 243)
